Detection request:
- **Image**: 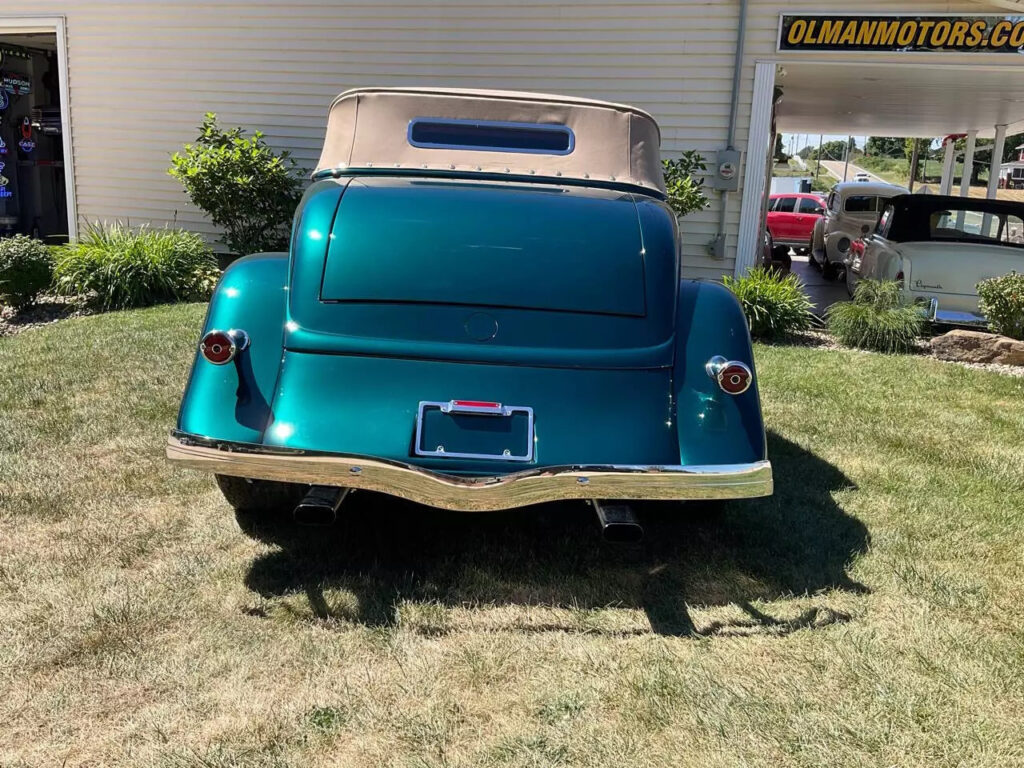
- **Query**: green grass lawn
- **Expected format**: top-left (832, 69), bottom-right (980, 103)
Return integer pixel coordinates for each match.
top-left (1, 304), bottom-right (1023, 767)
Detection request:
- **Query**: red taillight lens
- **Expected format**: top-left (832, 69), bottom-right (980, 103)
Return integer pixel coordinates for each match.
top-left (895, 270), bottom-right (904, 285)
top-left (706, 356), bottom-right (753, 395)
top-left (200, 329), bottom-right (248, 365)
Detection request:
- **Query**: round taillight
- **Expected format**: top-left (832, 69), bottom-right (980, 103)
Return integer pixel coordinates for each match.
top-left (200, 329), bottom-right (248, 365)
top-left (706, 356), bottom-right (753, 396)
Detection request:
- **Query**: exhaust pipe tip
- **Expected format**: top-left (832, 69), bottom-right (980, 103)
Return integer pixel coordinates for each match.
top-left (601, 520), bottom-right (644, 544)
top-left (293, 486), bottom-right (349, 526)
top-left (591, 500), bottom-right (644, 544)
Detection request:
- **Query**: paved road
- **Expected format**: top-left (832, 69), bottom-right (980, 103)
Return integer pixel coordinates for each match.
top-left (819, 160), bottom-right (890, 184)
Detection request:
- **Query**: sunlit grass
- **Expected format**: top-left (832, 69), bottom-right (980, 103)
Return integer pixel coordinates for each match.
top-left (0, 304), bottom-right (1022, 766)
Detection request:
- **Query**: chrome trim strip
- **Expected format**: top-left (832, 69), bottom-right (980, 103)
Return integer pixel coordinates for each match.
top-left (167, 432), bottom-right (772, 512)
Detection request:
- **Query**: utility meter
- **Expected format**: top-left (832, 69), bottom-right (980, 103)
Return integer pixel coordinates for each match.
top-left (709, 149), bottom-right (740, 191)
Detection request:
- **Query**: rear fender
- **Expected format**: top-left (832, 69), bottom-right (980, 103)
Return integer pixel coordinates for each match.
top-left (175, 253), bottom-right (289, 443)
top-left (672, 280), bottom-right (767, 466)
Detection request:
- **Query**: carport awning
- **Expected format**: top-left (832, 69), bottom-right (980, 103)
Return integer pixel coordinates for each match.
top-left (775, 61), bottom-right (1024, 138)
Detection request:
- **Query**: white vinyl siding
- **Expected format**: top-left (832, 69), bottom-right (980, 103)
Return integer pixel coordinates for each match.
top-left (7, 0), bottom-right (1001, 277)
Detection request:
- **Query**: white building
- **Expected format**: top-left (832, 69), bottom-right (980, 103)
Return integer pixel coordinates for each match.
top-left (998, 144), bottom-right (1024, 188)
top-left (1, 1), bottom-right (1023, 278)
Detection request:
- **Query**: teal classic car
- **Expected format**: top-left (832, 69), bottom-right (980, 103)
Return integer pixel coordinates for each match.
top-left (168, 87), bottom-right (771, 540)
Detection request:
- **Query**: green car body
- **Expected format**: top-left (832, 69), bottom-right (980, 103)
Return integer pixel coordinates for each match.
top-left (168, 88), bottom-right (771, 512)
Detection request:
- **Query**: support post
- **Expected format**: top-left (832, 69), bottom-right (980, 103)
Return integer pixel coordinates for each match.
top-left (959, 130), bottom-right (977, 198)
top-left (956, 131), bottom-right (977, 230)
top-left (987, 124), bottom-right (1008, 199)
top-left (909, 140), bottom-right (920, 193)
top-left (940, 138), bottom-right (956, 196)
top-left (735, 60), bottom-right (776, 277)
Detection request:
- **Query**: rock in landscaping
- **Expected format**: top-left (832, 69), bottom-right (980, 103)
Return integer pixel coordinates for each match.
top-left (930, 329), bottom-right (1024, 366)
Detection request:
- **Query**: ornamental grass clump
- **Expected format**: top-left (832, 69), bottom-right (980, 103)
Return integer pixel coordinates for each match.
top-left (53, 223), bottom-right (220, 310)
top-left (722, 268), bottom-right (814, 339)
top-left (977, 271), bottom-right (1024, 340)
top-left (0, 235), bottom-right (53, 308)
top-left (826, 279), bottom-right (924, 353)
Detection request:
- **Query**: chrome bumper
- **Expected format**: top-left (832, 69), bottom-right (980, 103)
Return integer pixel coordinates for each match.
top-left (167, 432), bottom-right (773, 512)
top-left (924, 298), bottom-right (987, 328)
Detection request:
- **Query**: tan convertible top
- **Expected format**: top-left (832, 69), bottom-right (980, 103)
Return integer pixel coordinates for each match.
top-left (315, 87), bottom-right (665, 194)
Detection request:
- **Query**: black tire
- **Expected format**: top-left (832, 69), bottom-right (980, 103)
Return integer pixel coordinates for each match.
top-left (215, 474), bottom-right (308, 515)
top-left (821, 256), bottom-right (839, 280)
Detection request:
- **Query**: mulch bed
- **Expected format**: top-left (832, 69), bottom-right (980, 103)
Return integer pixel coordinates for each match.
top-left (0, 296), bottom-right (94, 338)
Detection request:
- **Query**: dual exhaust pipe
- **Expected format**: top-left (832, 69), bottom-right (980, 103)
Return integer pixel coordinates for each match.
top-left (293, 486), bottom-right (643, 543)
top-left (293, 486), bottom-right (349, 526)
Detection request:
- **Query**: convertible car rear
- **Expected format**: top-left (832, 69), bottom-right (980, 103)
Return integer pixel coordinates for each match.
top-left (168, 88), bottom-right (771, 528)
top-left (848, 193), bottom-right (1024, 325)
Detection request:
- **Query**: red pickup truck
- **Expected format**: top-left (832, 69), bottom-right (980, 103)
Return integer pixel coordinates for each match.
top-left (765, 193), bottom-right (826, 263)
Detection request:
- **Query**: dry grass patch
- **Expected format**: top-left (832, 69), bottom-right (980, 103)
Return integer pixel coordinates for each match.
top-left (0, 304), bottom-right (1023, 766)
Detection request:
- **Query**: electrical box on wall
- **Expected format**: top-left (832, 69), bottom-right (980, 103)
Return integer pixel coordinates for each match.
top-left (707, 149), bottom-right (741, 191)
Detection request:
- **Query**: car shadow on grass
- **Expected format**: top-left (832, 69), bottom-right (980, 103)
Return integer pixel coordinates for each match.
top-left (242, 432), bottom-right (869, 637)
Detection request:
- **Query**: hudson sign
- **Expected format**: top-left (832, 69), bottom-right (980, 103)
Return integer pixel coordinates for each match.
top-left (778, 14), bottom-right (1024, 53)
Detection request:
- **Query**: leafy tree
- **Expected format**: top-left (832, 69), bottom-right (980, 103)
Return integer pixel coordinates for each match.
top-left (865, 137), bottom-right (904, 158)
top-left (814, 140), bottom-right (850, 162)
top-left (662, 151), bottom-right (709, 217)
top-left (904, 138), bottom-right (934, 183)
top-left (169, 113), bottom-right (305, 256)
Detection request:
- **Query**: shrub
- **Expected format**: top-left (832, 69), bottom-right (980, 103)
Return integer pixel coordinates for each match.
top-left (662, 151), bottom-right (709, 217)
top-left (169, 113), bottom-right (304, 256)
top-left (977, 272), bottom-right (1024, 340)
top-left (723, 268), bottom-right (814, 339)
top-left (826, 279), bottom-right (924, 353)
top-left (0, 235), bottom-right (53, 308)
top-left (53, 223), bottom-right (219, 310)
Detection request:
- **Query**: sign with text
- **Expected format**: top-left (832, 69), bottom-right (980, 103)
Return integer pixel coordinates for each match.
top-left (779, 15), bottom-right (1024, 53)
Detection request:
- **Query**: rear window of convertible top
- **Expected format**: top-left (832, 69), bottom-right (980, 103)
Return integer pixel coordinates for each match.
top-left (408, 118), bottom-right (574, 155)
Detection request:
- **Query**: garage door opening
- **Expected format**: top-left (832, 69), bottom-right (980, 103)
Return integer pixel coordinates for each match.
top-left (0, 25), bottom-right (72, 244)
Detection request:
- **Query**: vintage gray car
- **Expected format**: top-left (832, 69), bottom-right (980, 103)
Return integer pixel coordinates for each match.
top-left (847, 193), bottom-right (1024, 325)
top-left (811, 181), bottom-right (907, 279)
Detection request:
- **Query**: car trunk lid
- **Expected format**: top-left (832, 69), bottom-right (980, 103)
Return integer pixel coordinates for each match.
top-left (287, 177), bottom-right (678, 369)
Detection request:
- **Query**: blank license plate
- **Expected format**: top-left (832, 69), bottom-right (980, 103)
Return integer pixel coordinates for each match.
top-left (414, 400), bottom-right (534, 462)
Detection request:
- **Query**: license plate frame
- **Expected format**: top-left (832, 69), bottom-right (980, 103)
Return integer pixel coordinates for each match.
top-left (414, 400), bottom-right (535, 462)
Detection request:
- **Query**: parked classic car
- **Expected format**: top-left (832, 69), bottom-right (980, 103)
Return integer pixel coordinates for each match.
top-left (811, 181), bottom-right (907, 279)
top-left (765, 192), bottom-right (826, 266)
top-left (846, 193), bottom-right (1024, 325)
top-left (166, 87), bottom-right (772, 539)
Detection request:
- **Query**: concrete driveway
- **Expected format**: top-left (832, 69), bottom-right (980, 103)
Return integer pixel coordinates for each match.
top-left (790, 253), bottom-right (848, 317)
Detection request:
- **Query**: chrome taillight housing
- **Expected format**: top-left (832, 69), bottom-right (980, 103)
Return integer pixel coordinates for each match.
top-left (200, 329), bottom-right (249, 365)
top-left (706, 355), bottom-right (753, 395)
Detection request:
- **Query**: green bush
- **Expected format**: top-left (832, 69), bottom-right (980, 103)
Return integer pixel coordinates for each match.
top-left (169, 113), bottom-right (304, 256)
top-left (977, 272), bottom-right (1024, 340)
top-left (662, 151), bottom-right (709, 217)
top-left (53, 223), bottom-right (219, 310)
top-left (723, 268), bottom-right (814, 339)
top-left (826, 279), bottom-right (924, 353)
top-left (0, 235), bottom-right (53, 308)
